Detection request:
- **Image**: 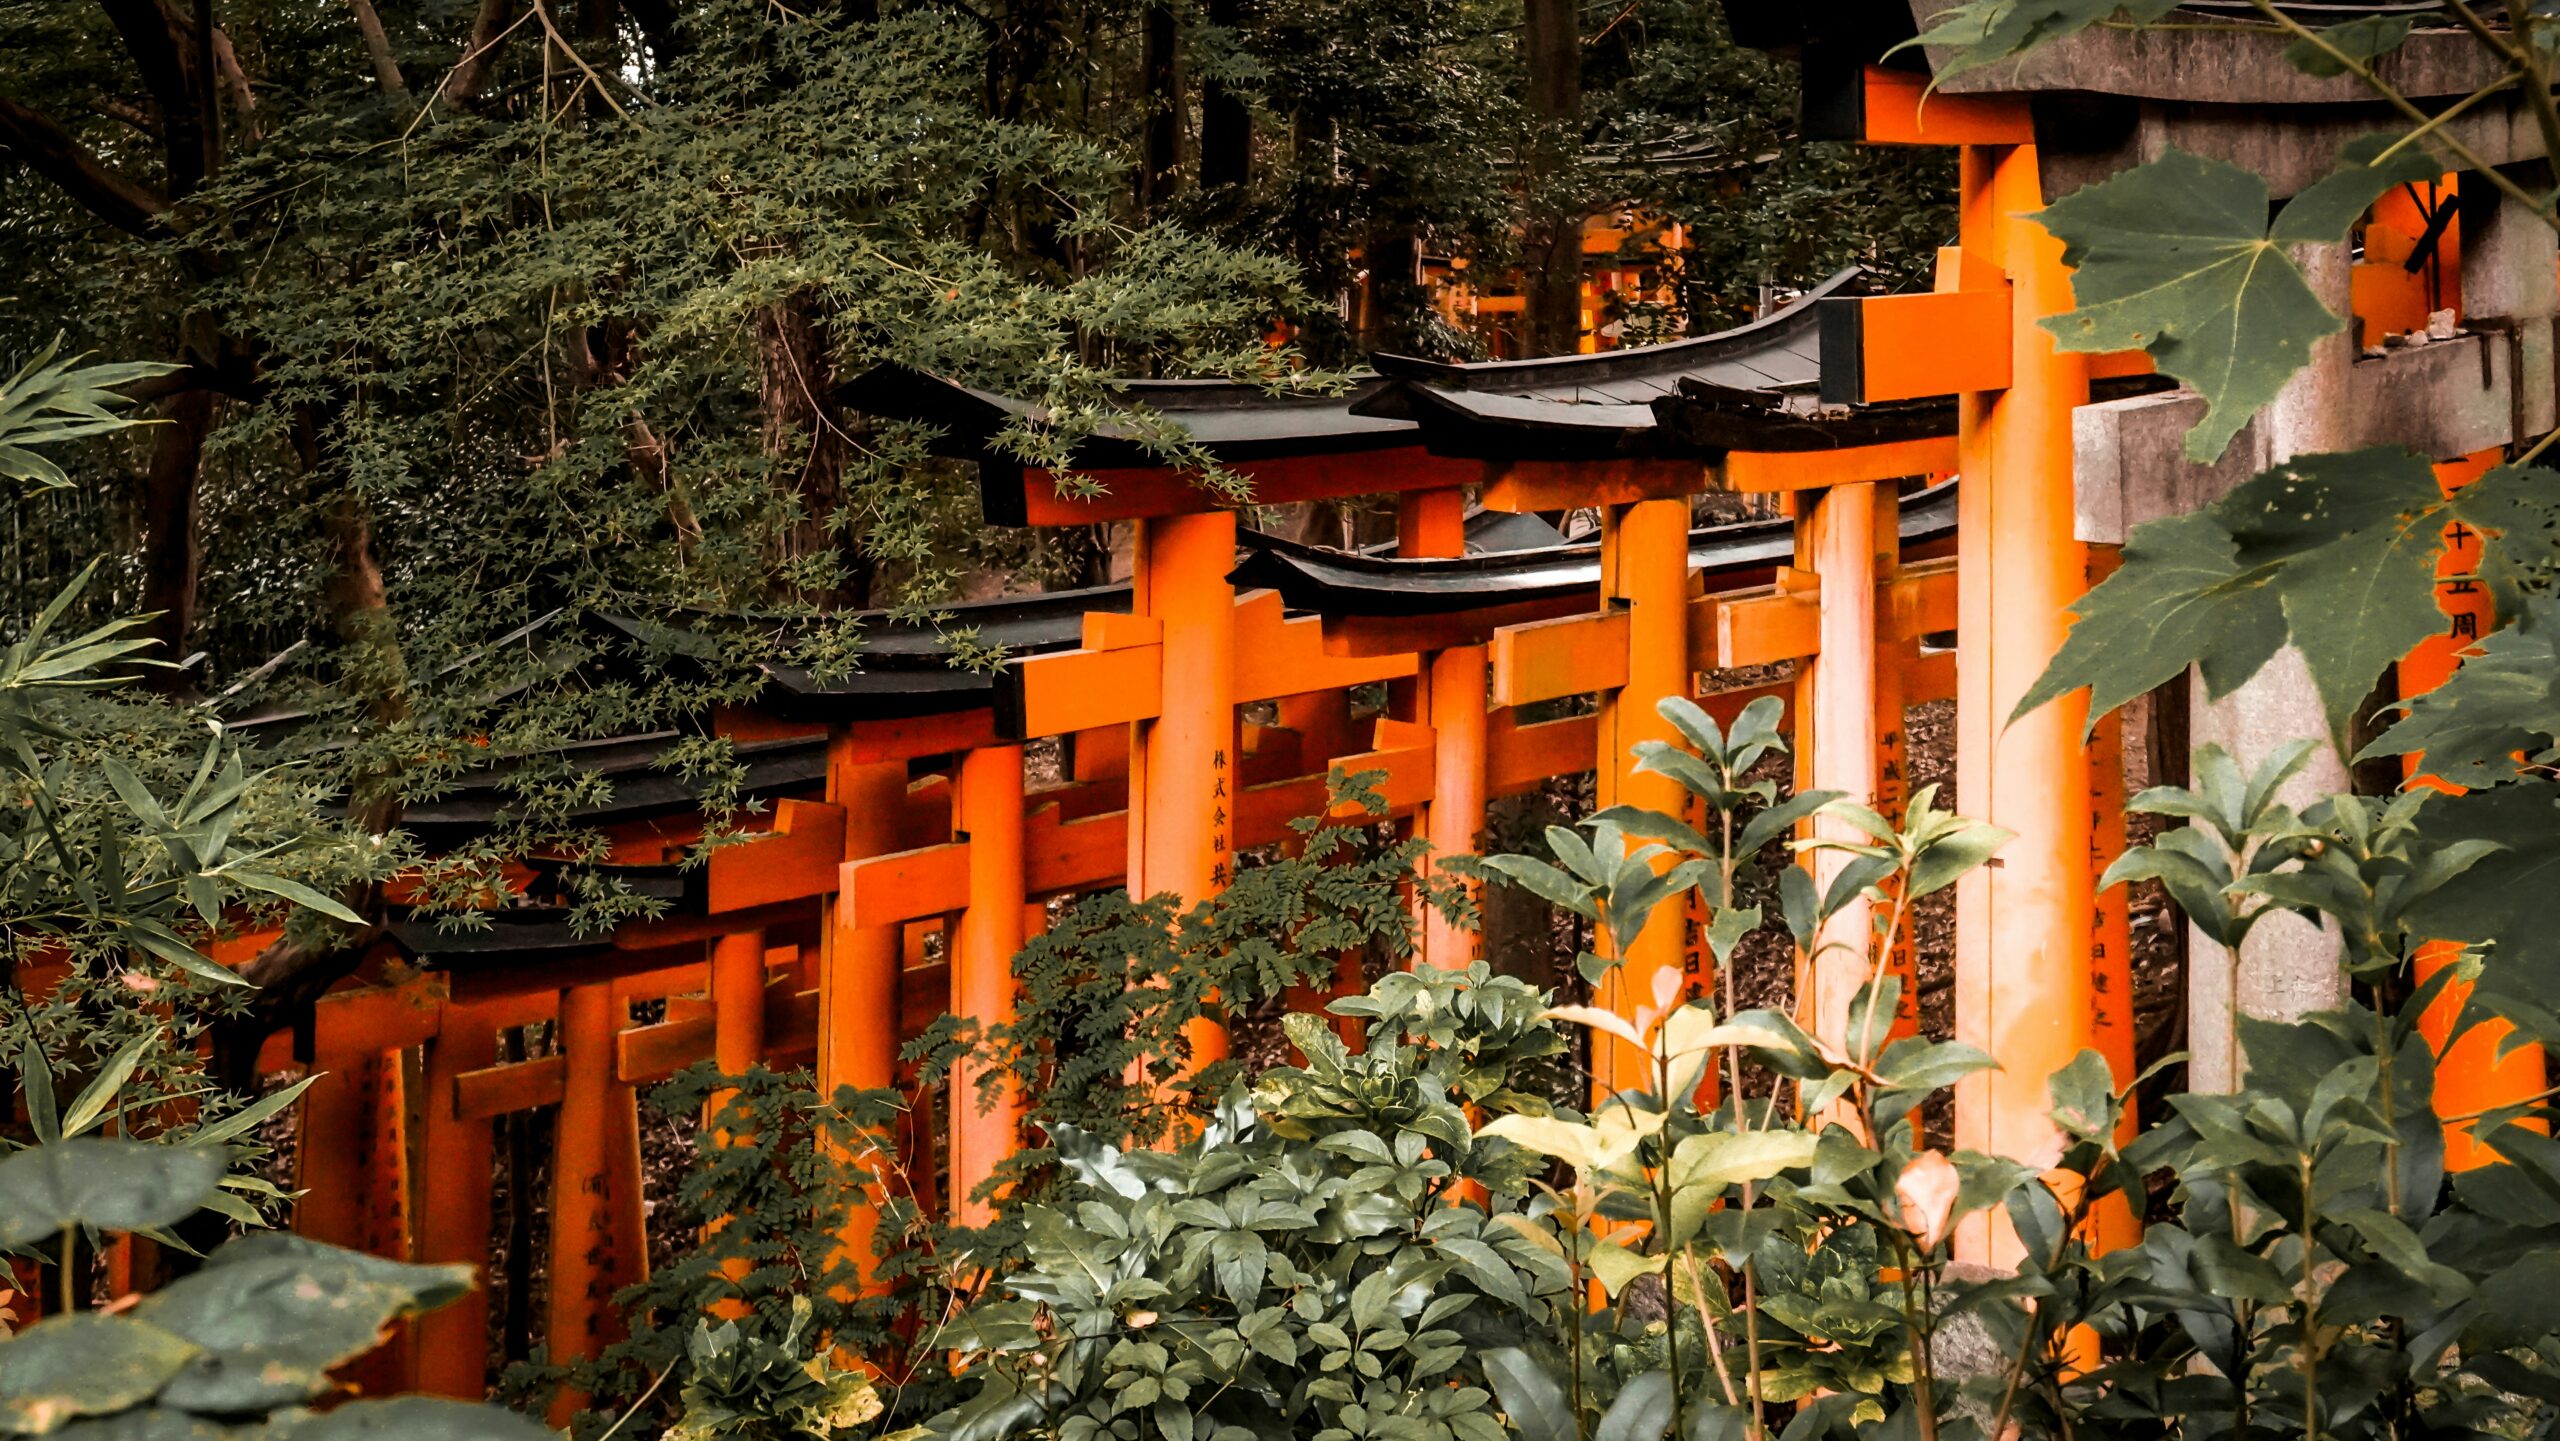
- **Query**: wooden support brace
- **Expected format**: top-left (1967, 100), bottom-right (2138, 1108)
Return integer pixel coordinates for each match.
top-left (1809, 64), bottom-right (2035, 147)
top-left (1722, 437), bottom-right (1960, 494)
top-left (707, 800), bottom-right (845, 913)
top-left (1820, 289), bottom-right (2013, 405)
top-left (1482, 458), bottom-right (1710, 513)
top-left (1490, 608), bottom-right (1629, 708)
top-left (1232, 589), bottom-right (1418, 701)
top-left (996, 643), bottom-right (1165, 739)
top-left (1003, 449), bottom-right (1488, 526)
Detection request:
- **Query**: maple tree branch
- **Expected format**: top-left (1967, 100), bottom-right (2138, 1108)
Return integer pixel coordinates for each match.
top-left (0, 91), bottom-right (168, 236)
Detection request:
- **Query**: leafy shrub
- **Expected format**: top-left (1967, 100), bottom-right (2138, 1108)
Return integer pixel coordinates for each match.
top-left (0, 1137), bottom-right (544, 1439)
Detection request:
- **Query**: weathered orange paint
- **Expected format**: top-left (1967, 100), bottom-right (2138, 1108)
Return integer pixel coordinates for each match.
top-left (951, 745), bottom-right (1026, 1225)
top-left (1422, 644), bottom-right (1489, 969)
top-left (1129, 511), bottom-right (1240, 1067)
top-left (1804, 483), bottom-right (1880, 1053)
top-left (2406, 449), bottom-right (2544, 1169)
top-left (1592, 498), bottom-right (1694, 1102)
top-left (545, 986), bottom-right (621, 1424)
top-left (412, 1005), bottom-right (497, 1398)
top-left (1951, 142), bottom-right (2097, 1268)
top-left (819, 750), bottom-right (908, 1291)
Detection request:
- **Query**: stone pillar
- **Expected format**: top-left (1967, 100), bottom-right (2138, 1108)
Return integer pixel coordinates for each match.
top-left (2465, 186), bottom-right (2560, 441)
top-left (2186, 242), bottom-right (2352, 1092)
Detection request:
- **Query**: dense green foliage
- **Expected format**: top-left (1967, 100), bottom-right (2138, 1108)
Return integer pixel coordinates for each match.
top-left (0, 1137), bottom-right (546, 1438)
top-left (924, 698), bottom-right (2560, 1441)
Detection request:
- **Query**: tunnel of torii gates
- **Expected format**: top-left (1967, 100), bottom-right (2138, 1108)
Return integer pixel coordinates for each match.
top-left (18, 12), bottom-right (2560, 1403)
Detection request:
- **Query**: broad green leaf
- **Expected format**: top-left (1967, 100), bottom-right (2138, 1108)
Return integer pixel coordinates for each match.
top-left (1873, 1037), bottom-right (1997, 1098)
top-left (0, 1314), bottom-right (200, 1432)
top-left (2021, 447), bottom-right (2448, 741)
top-left (2367, 597), bottom-right (2560, 786)
top-left (2034, 142), bottom-right (2438, 461)
top-left (1907, 820), bottom-right (2012, 899)
top-left (2046, 1050), bottom-right (2117, 1141)
top-left (1477, 855), bottom-right (1596, 918)
top-left (2015, 512), bottom-right (2281, 728)
top-left (59, 1034), bottom-right (153, 1139)
top-left (1667, 1130), bottom-right (1818, 1246)
top-left (2403, 784), bottom-right (2560, 961)
top-left (1593, 1370), bottom-right (1674, 1441)
top-left (1585, 1238), bottom-right (1660, 1299)
top-left (1481, 1347), bottom-right (1572, 1441)
top-left (269, 1397), bottom-right (563, 1438)
top-left (222, 870), bottom-right (364, 925)
top-left (40, 1409), bottom-right (233, 1440)
top-left (137, 1234), bottom-right (474, 1414)
top-left (22, 1039), bottom-right (58, 1144)
top-left (2283, 15), bottom-right (2412, 76)
top-left (0, 1141), bottom-right (224, 1249)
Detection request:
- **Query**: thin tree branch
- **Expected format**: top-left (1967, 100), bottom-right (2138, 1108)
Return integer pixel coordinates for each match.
top-left (0, 91), bottom-right (169, 236)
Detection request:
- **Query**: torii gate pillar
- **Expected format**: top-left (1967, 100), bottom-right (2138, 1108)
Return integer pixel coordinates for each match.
top-left (1951, 141), bottom-right (2097, 1267)
top-left (1130, 510), bottom-right (1239, 1065)
top-left (1595, 497), bottom-right (1692, 1099)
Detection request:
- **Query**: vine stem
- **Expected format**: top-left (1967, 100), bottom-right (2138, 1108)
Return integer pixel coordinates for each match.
top-left (2434, 0), bottom-right (2560, 179)
top-left (2240, 0), bottom-right (2556, 224)
top-left (2513, 424), bottom-right (2560, 469)
top-left (2373, 70), bottom-right (2518, 164)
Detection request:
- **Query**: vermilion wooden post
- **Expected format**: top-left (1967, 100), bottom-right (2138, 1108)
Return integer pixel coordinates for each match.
top-left (710, 929), bottom-right (769, 1105)
top-left (1952, 141), bottom-right (2097, 1268)
top-left (2083, 547), bottom-right (2142, 1250)
top-left (819, 750), bottom-right (907, 1288)
top-left (2407, 450), bottom-right (2546, 1169)
top-left (1129, 511), bottom-right (1238, 1067)
top-left (1872, 482), bottom-right (1921, 1041)
top-left (1276, 689), bottom-right (1367, 1041)
top-left (1803, 481), bottom-right (1880, 1051)
top-left (951, 744), bottom-right (1026, 1225)
top-left (546, 981), bottom-right (644, 1427)
top-left (706, 928), bottom-right (768, 1316)
top-left (1593, 498), bottom-right (1691, 1102)
top-left (1424, 643), bottom-right (1490, 969)
top-left (412, 1006), bottom-right (497, 1398)
top-left (1398, 487), bottom-right (1484, 970)
top-left (295, 1047), bottom-right (412, 1396)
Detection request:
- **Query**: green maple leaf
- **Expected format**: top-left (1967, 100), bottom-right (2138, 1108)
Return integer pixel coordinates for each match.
top-left (2448, 464), bottom-right (2560, 617)
top-left (2013, 510), bottom-right (2281, 729)
top-left (2019, 448), bottom-right (2446, 743)
top-left (2284, 16), bottom-right (2414, 77)
top-left (2365, 603), bottom-right (2560, 788)
top-left (2034, 139), bottom-right (2439, 462)
top-left (2405, 784), bottom-right (2560, 961)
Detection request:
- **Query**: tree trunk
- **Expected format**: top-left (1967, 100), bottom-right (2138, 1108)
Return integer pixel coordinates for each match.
top-left (1198, 0), bottom-right (1247, 190)
top-left (136, 387), bottom-right (213, 682)
top-left (1136, 4), bottom-right (1179, 213)
top-left (758, 295), bottom-right (863, 606)
top-left (1360, 218), bottom-right (1425, 354)
top-left (1519, 0), bottom-right (1582, 356)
